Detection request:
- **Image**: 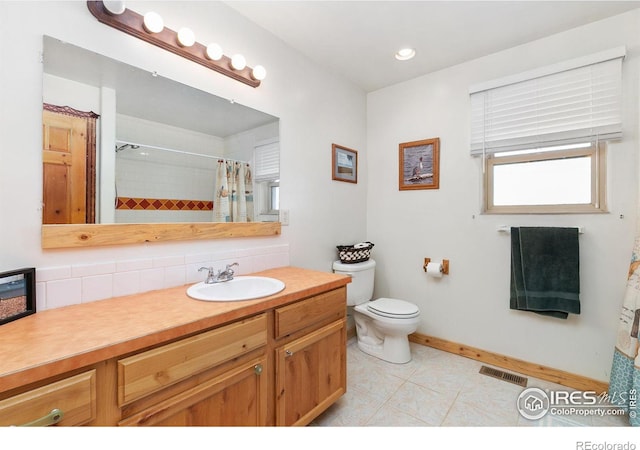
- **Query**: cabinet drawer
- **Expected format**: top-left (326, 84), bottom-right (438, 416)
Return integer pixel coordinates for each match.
top-left (0, 370), bottom-right (96, 426)
top-left (118, 313), bottom-right (267, 406)
top-left (275, 287), bottom-right (346, 339)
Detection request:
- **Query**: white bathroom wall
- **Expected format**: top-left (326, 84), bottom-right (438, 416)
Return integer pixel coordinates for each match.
top-left (43, 73), bottom-right (101, 113)
top-left (0, 2), bottom-right (367, 286)
top-left (366, 10), bottom-right (640, 382)
top-left (224, 122), bottom-right (279, 162)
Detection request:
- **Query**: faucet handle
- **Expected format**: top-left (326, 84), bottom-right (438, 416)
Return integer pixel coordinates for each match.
top-left (225, 262), bottom-right (239, 276)
top-left (198, 266), bottom-right (216, 283)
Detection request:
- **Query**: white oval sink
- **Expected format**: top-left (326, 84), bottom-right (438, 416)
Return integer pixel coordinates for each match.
top-left (186, 276), bottom-right (285, 302)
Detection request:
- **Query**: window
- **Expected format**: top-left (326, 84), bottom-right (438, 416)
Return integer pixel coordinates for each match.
top-left (254, 141), bottom-right (279, 183)
top-left (253, 141), bottom-right (280, 219)
top-left (485, 142), bottom-right (606, 214)
top-left (470, 47), bottom-right (624, 214)
top-left (269, 181), bottom-right (280, 212)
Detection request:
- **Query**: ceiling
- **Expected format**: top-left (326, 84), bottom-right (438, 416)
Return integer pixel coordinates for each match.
top-left (226, 0), bottom-right (640, 92)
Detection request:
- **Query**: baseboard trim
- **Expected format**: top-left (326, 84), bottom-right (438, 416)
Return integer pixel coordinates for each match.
top-left (409, 332), bottom-right (609, 394)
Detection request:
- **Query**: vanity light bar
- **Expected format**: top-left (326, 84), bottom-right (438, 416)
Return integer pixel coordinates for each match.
top-left (86, 1), bottom-right (263, 88)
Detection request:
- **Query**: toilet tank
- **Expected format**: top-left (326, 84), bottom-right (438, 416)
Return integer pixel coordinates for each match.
top-left (332, 259), bottom-right (376, 306)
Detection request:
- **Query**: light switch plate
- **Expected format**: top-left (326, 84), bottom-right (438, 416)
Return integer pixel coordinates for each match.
top-left (279, 210), bottom-right (290, 226)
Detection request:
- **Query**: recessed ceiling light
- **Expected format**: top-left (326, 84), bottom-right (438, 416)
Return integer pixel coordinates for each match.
top-left (395, 48), bottom-right (416, 61)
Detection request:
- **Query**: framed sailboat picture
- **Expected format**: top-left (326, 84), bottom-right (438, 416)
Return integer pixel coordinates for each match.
top-left (399, 137), bottom-right (440, 190)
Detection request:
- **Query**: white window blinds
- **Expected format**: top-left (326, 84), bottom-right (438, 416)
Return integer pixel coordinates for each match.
top-left (254, 141), bottom-right (280, 182)
top-left (470, 48), bottom-right (624, 156)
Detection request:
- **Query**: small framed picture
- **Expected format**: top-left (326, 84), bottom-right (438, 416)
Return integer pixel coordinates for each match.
top-left (332, 144), bottom-right (358, 184)
top-left (0, 268), bottom-right (36, 326)
top-left (399, 137), bottom-right (440, 190)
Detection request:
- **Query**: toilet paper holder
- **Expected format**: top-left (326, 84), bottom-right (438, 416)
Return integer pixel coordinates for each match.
top-left (423, 258), bottom-right (449, 275)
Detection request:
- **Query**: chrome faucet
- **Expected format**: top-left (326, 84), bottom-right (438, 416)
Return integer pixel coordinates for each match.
top-left (199, 263), bottom-right (239, 284)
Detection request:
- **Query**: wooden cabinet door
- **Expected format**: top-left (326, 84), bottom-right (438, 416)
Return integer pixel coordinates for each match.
top-left (275, 319), bottom-right (346, 426)
top-left (42, 110), bottom-right (88, 224)
top-left (119, 357), bottom-right (267, 426)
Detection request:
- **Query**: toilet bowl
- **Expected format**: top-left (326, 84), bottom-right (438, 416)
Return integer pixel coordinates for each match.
top-left (332, 260), bottom-right (420, 364)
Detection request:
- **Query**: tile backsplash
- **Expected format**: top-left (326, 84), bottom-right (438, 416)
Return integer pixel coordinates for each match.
top-left (35, 244), bottom-right (290, 311)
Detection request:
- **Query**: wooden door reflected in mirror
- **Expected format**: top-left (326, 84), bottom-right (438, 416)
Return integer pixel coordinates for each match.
top-left (42, 104), bottom-right (98, 224)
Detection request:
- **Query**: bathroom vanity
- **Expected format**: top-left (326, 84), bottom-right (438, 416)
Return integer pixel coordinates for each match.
top-left (0, 266), bottom-right (349, 426)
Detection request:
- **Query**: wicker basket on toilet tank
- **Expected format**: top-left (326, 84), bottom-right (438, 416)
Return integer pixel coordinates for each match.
top-left (336, 242), bottom-right (374, 264)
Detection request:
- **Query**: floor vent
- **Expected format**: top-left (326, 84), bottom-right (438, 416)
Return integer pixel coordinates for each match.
top-left (479, 366), bottom-right (528, 387)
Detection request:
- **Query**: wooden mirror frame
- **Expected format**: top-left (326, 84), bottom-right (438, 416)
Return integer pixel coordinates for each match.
top-left (42, 222), bottom-right (281, 249)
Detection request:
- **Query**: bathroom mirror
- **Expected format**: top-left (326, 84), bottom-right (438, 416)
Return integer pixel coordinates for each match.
top-left (41, 36), bottom-right (281, 248)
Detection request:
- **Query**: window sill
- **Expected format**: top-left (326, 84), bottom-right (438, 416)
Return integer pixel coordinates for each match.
top-left (482, 206), bottom-right (609, 215)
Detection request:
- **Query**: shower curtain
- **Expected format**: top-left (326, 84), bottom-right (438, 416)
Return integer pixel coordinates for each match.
top-left (608, 236), bottom-right (640, 426)
top-left (213, 159), bottom-right (253, 222)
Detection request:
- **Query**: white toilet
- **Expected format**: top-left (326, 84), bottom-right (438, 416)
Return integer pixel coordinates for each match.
top-left (333, 259), bottom-right (420, 364)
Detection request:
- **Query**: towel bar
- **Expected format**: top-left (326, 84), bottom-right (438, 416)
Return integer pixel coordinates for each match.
top-left (497, 226), bottom-right (584, 234)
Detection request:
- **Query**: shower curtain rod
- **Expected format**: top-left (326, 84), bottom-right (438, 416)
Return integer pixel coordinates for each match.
top-left (115, 139), bottom-right (220, 160)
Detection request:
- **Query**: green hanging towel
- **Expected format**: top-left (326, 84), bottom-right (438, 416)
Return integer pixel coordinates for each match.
top-left (510, 227), bottom-right (581, 319)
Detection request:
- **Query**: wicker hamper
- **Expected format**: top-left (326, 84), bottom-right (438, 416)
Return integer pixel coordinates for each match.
top-left (336, 242), bottom-right (374, 264)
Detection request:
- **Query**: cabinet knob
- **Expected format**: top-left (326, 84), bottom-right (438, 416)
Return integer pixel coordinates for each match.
top-left (285, 350), bottom-right (293, 357)
top-left (254, 364), bottom-right (263, 375)
top-left (17, 408), bottom-right (64, 427)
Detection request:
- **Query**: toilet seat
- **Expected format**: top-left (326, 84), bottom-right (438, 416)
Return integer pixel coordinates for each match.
top-left (366, 297), bottom-right (420, 319)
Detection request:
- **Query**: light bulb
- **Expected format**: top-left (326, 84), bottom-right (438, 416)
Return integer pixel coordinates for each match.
top-left (103, 1), bottom-right (125, 15)
top-left (231, 54), bottom-right (246, 71)
top-left (395, 48), bottom-right (416, 61)
top-left (177, 27), bottom-right (195, 47)
top-left (251, 65), bottom-right (267, 81)
top-left (143, 11), bottom-right (164, 34)
top-left (206, 43), bottom-right (223, 61)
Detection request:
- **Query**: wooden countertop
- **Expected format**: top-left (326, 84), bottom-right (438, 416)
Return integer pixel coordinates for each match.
top-left (0, 266), bottom-right (350, 393)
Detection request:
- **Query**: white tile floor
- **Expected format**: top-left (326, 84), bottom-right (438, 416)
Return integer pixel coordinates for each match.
top-left (312, 338), bottom-right (631, 427)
